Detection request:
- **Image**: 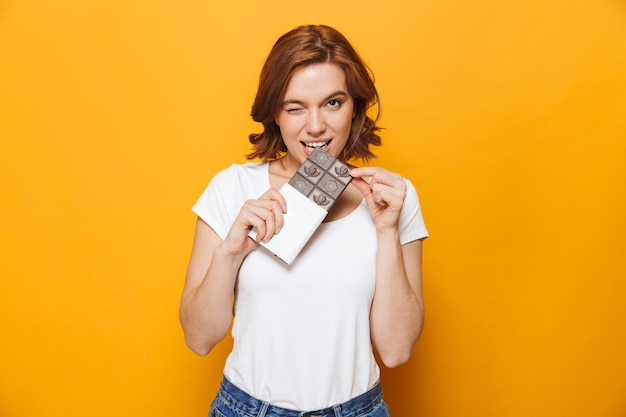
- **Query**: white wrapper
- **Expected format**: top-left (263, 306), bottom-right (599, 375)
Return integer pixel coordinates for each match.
top-left (248, 183), bottom-right (328, 264)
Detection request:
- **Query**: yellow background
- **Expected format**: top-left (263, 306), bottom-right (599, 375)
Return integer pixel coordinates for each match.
top-left (1, 1), bottom-right (625, 416)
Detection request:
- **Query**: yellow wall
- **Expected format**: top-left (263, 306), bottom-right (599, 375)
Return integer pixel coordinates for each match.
top-left (1, 1), bottom-right (625, 416)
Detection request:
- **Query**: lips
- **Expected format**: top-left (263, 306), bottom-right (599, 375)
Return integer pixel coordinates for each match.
top-left (301, 139), bottom-right (332, 151)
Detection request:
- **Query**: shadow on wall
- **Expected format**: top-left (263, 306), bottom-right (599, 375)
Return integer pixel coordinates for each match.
top-left (380, 358), bottom-right (424, 415)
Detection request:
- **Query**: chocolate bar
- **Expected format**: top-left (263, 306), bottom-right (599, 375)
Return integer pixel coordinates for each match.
top-left (288, 148), bottom-right (352, 211)
top-left (248, 148), bottom-right (352, 264)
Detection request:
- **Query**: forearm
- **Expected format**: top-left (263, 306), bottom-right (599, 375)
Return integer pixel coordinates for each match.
top-left (370, 231), bottom-right (424, 368)
top-left (180, 245), bottom-right (244, 356)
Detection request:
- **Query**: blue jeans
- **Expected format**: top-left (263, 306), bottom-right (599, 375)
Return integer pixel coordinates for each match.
top-left (209, 376), bottom-right (390, 417)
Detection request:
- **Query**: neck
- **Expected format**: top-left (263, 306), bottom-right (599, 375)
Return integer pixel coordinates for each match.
top-left (271, 155), bottom-right (300, 178)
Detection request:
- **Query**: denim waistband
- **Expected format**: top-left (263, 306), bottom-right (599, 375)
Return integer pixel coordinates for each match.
top-left (217, 376), bottom-right (383, 417)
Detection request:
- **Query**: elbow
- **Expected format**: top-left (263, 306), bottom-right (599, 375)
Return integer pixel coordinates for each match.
top-left (184, 335), bottom-right (215, 356)
top-left (375, 327), bottom-right (423, 369)
top-left (379, 348), bottom-right (412, 368)
top-left (180, 311), bottom-right (229, 356)
top-left (181, 321), bottom-right (228, 357)
top-left (185, 339), bottom-right (212, 356)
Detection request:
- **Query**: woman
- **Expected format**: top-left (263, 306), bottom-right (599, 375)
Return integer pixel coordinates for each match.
top-left (180, 24), bottom-right (428, 417)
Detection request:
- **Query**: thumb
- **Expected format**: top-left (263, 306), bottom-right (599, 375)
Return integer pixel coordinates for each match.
top-left (351, 176), bottom-right (376, 207)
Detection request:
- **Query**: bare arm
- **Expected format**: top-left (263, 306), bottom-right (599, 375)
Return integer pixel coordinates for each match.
top-left (179, 188), bottom-right (286, 355)
top-left (350, 167), bottom-right (425, 368)
top-left (179, 219), bottom-right (242, 355)
top-left (370, 235), bottom-right (424, 368)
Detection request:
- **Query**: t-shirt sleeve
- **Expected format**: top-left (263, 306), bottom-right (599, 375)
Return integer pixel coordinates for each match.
top-left (191, 167), bottom-right (238, 240)
top-left (399, 178), bottom-right (429, 245)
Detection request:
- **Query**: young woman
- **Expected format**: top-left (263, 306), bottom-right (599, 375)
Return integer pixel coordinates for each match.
top-left (180, 24), bottom-right (428, 417)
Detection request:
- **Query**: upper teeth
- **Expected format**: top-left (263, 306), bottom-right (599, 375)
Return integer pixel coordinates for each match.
top-left (304, 141), bottom-right (329, 149)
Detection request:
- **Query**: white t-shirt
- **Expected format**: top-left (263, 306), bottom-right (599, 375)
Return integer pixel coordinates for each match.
top-left (192, 161), bottom-right (428, 410)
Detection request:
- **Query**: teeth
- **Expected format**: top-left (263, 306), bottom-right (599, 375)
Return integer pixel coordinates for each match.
top-left (303, 140), bottom-right (330, 149)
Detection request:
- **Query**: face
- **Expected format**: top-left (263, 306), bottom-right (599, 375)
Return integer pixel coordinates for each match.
top-left (275, 63), bottom-right (354, 166)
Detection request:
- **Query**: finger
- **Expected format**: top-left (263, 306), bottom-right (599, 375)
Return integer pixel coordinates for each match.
top-left (249, 199), bottom-right (287, 242)
top-left (260, 188), bottom-right (287, 213)
top-left (260, 210), bottom-right (277, 243)
top-left (351, 167), bottom-right (401, 186)
top-left (372, 182), bottom-right (407, 210)
top-left (351, 176), bottom-right (373, 197)
top-left (260, 194), bottom-right (287, 236)
top-left (272, 202), bottom-right (285, 234)
top-left (257, 188), bottom-right (287, 238)
top-left (352, 170), bottom-right (405, 201)
top-left (247, 207), bottom-right (275, 242)
top-left (243, 209), bottom-right (268, 242)
top-left (349, 166), bottom-right (377, 178)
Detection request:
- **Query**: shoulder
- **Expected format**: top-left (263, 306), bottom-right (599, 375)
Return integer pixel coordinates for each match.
top-left (192, 161), bottom-right (269, 238)
top-left (210, 161), bottom-right (268, 185)
top-left (194, 160), bottom-right (269, 209)
top-left (203, 161), bottom-right (269, 196)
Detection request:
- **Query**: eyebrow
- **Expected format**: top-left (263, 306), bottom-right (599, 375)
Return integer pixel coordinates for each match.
top-left (282, 90), bottom-right (349, 106)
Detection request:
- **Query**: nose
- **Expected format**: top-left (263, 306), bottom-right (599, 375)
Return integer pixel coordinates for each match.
top-left (306, 109), bottom-right (326, 135)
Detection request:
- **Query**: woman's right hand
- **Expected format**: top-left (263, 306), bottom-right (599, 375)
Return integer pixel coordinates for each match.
top-left (221, 188), bottom-right (287, 257)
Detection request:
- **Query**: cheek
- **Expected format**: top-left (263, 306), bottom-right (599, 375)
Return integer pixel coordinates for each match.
top-left (276, 118), bottom-right (300, 138)
top-left (336, 114), bottom-right (354, 134)
top-left (339, 105), bottom-right (356, 132)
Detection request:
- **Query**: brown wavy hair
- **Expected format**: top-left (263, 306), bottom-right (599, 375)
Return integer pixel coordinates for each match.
top-left (247, 25), bottom-right (381, 162)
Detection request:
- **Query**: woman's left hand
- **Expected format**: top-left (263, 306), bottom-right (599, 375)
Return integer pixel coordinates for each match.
top-left (349, 167), bottom-right (406, 233)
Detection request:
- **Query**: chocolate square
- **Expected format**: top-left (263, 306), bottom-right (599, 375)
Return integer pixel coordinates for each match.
top-left (296, 160), bottom-right (324, 184)
top-left (308, 147), bottom-right (334, 169)
top-left (288, 173), bottom-right (315, 196)
top-left (317, 174), bottom-right (344, 199)
top-left (330, 160), bottom-right (352, 183)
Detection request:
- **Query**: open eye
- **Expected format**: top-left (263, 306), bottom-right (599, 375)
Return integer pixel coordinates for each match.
top-left (327, 99), bottom-right (342, 108)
